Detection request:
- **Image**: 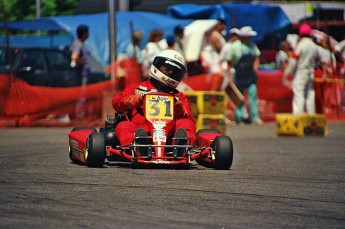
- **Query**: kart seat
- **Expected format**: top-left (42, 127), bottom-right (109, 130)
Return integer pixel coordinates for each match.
top-left (102, 113), bottom-right (127, 147)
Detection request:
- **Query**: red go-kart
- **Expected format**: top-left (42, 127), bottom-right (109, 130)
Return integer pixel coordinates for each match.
top-left (68, 92), bottom-right (233, 169)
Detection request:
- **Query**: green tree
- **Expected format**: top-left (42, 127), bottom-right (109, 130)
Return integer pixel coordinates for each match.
top-left (0, 0), bottom-right (79, 22)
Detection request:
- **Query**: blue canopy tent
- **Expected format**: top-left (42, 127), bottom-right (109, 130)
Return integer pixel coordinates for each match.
top-left (1, 5), bottom-right (289, 66)
top-left (1, 12), bottom-right (193, 67)
top-left (167, 4), bottom-right (291, 43)
top-left (52, 12), bottom-right (192, 67)
top-left (0, 17), bottom-right (73, 47)
top-left (0, 17), bottom-right (64, 31)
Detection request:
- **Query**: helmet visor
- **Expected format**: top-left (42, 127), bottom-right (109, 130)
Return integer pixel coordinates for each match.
top-left (153, 57), bottom-right (186, 82)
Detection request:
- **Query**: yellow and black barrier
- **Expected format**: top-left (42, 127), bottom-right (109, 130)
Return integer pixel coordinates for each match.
top-left (276, 113), bottom-right (327, 136)
top-left (185, 91), bottom-right (227, 134)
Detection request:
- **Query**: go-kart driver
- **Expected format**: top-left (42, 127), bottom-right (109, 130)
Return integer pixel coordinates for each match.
top-left (112, 49), bottom-right (196, 147)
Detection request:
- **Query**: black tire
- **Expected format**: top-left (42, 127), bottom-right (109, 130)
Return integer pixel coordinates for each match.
top-left (85, 133), bottom-right (105, 168)
top-left (213, 136), bottom-right (233, 170)
top-left (71, 127), bottom-right (97, 133)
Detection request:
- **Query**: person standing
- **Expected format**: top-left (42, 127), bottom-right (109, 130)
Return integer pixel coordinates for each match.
top-left (275, 40), bottom-right (292, 71)
top-left (219, 28), bottom-right (240, 89)
top-left (334, 35), bottom-right (345, 77)
top-left (142, 29), bottom-right (167, 79)
top-left (70, 24), bottom-right (91, 119)
top-left (227, 26), bottom-right (263, 125)
top-left (315, 35), bottom-right (337, 114)
top-left (201, 19), bottom-right (227, 74)
top-left (282, 23), bottom-right (319, 114)
top-left (126, 30), bottom-right (145, 65)
top-left (173, 25), bottom-right (185, 56)
top-left (70, 24), bottom-right (91, 86)
top-left (166, 34), bottom-right (176, 50)
top-left (125, 30), bottom-right (146, 81)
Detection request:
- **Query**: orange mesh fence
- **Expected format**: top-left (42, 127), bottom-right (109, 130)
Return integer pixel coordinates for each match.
top-left (183, 73), bottom-right (223, 91)
top-left (105, 58), bottom-right (142, 91)
top-left (257, 70), bottom-right (292, 101)
top-left (1, 58), bottom-right (344, 128)
top-left (0, 58), bottom-right (144, 128)
top-left (314, 67), bottom-right (345, 119)
top-left (0, 74), bottom-right (113, 127)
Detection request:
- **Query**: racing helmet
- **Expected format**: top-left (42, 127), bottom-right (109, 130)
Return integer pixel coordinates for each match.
top-left (149, 50), bottom-right (186, 89)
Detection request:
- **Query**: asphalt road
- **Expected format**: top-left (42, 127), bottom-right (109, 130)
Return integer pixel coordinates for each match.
top-left (1, 122), bottom-right (345, 229)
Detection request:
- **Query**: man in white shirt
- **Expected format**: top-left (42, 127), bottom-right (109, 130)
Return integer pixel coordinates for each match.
top-left (283, 23), bottom-right (319, 114)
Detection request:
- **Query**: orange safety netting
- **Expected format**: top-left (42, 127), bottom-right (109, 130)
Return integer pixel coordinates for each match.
top-left (0, 75), bottom-right (114, 127)
top-left (105, 58), bottom-right (142, 91)
top-left (1, 58), bottom-right (344, 127)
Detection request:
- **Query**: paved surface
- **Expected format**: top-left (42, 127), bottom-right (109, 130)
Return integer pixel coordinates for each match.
top-left (0, 122), bottom-right (345, 228)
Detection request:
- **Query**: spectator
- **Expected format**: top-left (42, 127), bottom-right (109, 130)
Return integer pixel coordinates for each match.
top-left (112, 50), bottom-right (196, 156)
top-left (334, 35), bottom-right (345, 64)
top-left (275, 40), bottom-right (292, 70)
top-left (318, 36), bottom-right (337, 78)
top-left (334, 35), bottom-right (345, 110)
top-left (219, 28), bottom-right (240, 89)
top-left (318, 35), bottom-right (340, 113)
top-left (70, 24), bottom-right (91, 86)
top-left (173, 25), bottom-right (185, 56)
top-left (70, 24), bottom-right (91, 119)
top-left (166, 34), bottom-right (175, 50)
top-left (126, 30), bottom-right (145, 65)
top-left (282, 23), bottom-right (319, 114)
top-left (227, 26), bottom-right (263, 125)
top-left (201, 19), bottom-right (227, 74)
top-left (334, 35), bottom-right (345, 77)
top-left (142, 29), bottom-right (167, 79)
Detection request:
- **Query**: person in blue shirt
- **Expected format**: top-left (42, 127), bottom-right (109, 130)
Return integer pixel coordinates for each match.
top-left (227, 26), bottom-right (263, 125)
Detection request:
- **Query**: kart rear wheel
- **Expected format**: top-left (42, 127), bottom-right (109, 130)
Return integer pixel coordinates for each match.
top-left (85, 133), bottom-right (105, 168)
top-left (69, 127), bottom-right (98, 163)
top-left (68, 141), bottom-right (82, 164)
top-left (213, 136), bottom-right (233, 170)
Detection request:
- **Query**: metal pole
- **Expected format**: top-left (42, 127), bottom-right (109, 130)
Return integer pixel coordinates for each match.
top-left (109, 0), bottom-right (116, 83)
top-left (1, 2), bottom-right (12, 75)
top-left (36, 0), bottom-right (41, 19)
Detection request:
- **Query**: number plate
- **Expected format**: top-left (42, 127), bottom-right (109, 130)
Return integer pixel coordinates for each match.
top-left (145, 95), bottom-right (174, 120)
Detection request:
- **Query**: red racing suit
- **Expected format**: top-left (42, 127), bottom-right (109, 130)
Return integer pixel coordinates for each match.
top-left (112, 80), bottom-right (196, 145)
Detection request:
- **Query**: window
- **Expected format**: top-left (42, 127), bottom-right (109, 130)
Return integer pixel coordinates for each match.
top-left (20, 49), bottom-right (46, 73)
top-left (45, 50), bottom-right (70, 71)
top-left (0, 48), bottom-right (18, 73)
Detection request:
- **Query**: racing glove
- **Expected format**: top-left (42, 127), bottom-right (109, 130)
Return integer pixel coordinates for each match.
top-left (124, 94), bottom-right (143, 109)
top-left (175, 100), bottom-right (187, 119)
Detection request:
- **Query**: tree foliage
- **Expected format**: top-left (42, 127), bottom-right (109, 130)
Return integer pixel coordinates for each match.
top-left (1, 0), bottom-right (79, 22)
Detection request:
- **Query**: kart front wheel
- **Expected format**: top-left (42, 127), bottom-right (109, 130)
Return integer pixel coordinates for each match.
top-left (213, 136), bottom-right (233, 170)
top-left (85, 133), bottom-right (105, 167)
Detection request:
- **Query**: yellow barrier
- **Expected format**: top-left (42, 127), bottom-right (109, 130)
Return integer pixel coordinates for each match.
top-left (184, 91), bottom-right (227, 116)
top-left (314, 78), bottom-right (345, 83)
top-left (196, 114), bottom-right (226, 134)
top-left (276, 113), bottom-right (327, 136)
